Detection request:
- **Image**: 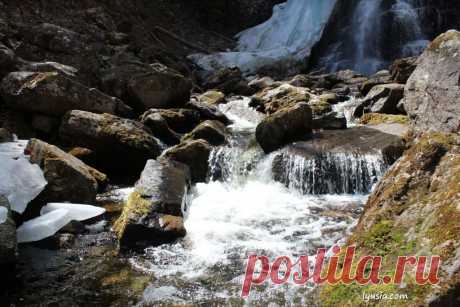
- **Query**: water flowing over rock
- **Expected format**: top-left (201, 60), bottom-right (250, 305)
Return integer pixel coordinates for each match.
top-left (273, 152), bottom-right (387, 195)
top-left (404, 30), bottom-right (460, 133)
top-left (309, 0), bottom-right (454, 74)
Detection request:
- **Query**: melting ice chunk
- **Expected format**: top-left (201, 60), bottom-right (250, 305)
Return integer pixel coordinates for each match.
top-left (0, 154), bottom-right (47, 214)
top-left (17, 209), bottom-right (70, 243)
top-left (0, 207), bottom-right (8, 224)
top-left (40, 203), bottom-right (105, 221)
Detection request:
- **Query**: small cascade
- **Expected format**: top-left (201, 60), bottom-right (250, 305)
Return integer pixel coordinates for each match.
top-left (273, 151), bottom-right (387, 195)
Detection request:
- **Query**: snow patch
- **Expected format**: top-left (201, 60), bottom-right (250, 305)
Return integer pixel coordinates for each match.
top-left (40, 203), bottom-right (105, 221)
top-left (0, 141), bottom-right (47, 214)
top-left (190, 0), bottom-right (337, 76)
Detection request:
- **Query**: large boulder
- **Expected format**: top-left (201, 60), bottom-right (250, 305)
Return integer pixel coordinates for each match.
top-left (25, 139), bottom-right (106, 212)
top-left (59, 111), bottom-right (162, 175)
top-left (182, 120), bottom-right (229, 146)
top-left (253, 83), bottom-right (310, 114)
top-left (102, 62), bottom-right (192, 111)
top-left (161, 140), bottom-right (211, 183)
top-left (405, 30), bottom-right (460, 134)
top-left (0, 196), bottom-right (17, 267)
top-left (256, 102), bottom-right (313, 153)
top-left (140, 109), bottom-right (201, 134)
top-left (0, 71), bottom-right (132, 117)
top-left (114, 159), bottom-right (190, 251)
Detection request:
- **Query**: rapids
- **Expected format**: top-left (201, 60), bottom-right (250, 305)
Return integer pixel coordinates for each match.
top-left (131, 98), bottom-right (388, 304)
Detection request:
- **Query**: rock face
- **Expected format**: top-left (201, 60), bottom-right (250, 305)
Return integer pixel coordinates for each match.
top-left (102, 63), bottom-right (192, 111)
top-left (114, 159), bottom-right (190, 251)
top-left (405, 30), bottom-right (460, 134)
top-left (25, 139), bottom-right (106, 211)
top-left (161, 140), bottom-right (211, 183)
top-left (59, 111), bottom-right (162, 175)
top-left (182, 120), bottom-right (229, 146)
top-left (256, 102), bottom-right (313, 153)
top-left (354, 83), bottom-right (405, 117)
top-left (0, 196), bottom-right (17, 267)
top-left (390, 56), bottom-right (418, 84)
top-left (0, 71), bottom-right (132, 117)
top-left (321, 133), bottom-right (460, 306)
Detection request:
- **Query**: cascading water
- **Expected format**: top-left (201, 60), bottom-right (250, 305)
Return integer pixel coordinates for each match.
top-left (311, 0), bottom-right (430, 74)
top-left (132, 98), bottom-right (390, 304)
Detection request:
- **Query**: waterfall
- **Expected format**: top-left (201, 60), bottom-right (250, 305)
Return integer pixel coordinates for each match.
top-left (311, 0), bottom-right (429, 74)
top-left (273, 152), bottom-right (387, 195)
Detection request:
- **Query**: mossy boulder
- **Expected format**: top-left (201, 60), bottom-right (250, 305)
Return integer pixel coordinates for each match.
top-left (161, 139), bottom-right (212, 183)
top-left (114, 159), bottom-right (190, 251)
top-left (253, 83), bottom-right (310, 114)
top-left (182, 120), bottom-right (229, 146)
top-left (196, 90), bottom-right (226, 105)
top-left (256, 102), bottom-right (313, 153)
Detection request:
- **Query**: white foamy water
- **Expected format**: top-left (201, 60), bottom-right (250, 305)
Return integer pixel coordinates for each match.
top-left (133, 98), bottom-right (383, 305)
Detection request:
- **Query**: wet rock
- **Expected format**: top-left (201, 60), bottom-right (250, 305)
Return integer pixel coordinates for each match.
top-left (405, 30), bottom-right (460, 133)
top-left (196, 90), bottom-right (226, 105)
top-left (354, 83), bottom-right (405, 117)
top-left (253, 83), bottom-right (310, 114)
top-left (312, 112), bottom-right (347, 130)
top-left (141, 109), bottom-right (201, 134)
top-left (31, 114), bottom-right (60, 134)
top-left (0, 71), bottom-right (132, 117)
top-left (359, 70), bottom-right (392, 96)
top-left (114, 159), bottom-right (190, 251)
top-left (59, 111), bottom-right (162, 175)
top-left (102, 62), bottom-right (192, 111)
top-left (256, 102), bottom-right (313, 153)
top-left (25, 139), bottom-right (106, 210)
top-left (0, 196), bottom-right (17, 267)
top-left (390, 56), bottom-right (418, 84)
top-left (182, 120), bottom-right (229, 146)
top-left (318, 93), bottom-right (339, 105)
top-left (140, 112), bottom-right (180, 146)
top-left (203, 67), bottom-right (252, 95)
top-left (161, 139), bottom-right (211, 183)
top-left (0, 42), bottom-right (17, 78)
top-left (186, 100), bottom-right (230, 125)
top-left (0, 128), bottom-right (14, 143)
top-left (289, 74), bottom-right (314, 88)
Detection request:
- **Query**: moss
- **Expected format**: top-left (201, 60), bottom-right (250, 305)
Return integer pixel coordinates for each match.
top-left (113, 191), bottom-right (152, 238)
top-left (100, 268), bottom-right (151, 296)
top-left (359, 113), bottom-right (409, 125)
